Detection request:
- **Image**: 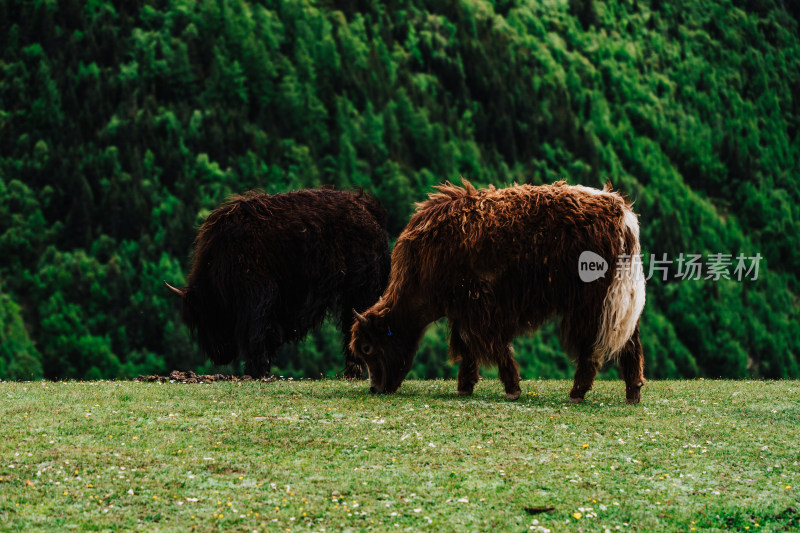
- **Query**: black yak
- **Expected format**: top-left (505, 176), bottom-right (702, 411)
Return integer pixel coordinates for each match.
top-left (166, 189), bottom-right (390, 378)
top-left (351, 180), bottom-right (646, 403)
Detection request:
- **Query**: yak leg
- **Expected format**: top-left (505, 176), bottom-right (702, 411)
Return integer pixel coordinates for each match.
top-left (569, 351), bottom-right (600, 403)
top-left (462, 310), bottom-right (519, 400)
top-left (474, 328), bottom-right (520, 400)
top-left (560, 314), bottom-right (601, 403)
top-left (457, 357), bottom-right (479, 396)
top-left (565, 332), bottom-right (600, 403)
top-left (496, 342), bottom-right (521, 401)
top-left (450, 323), bottom-right (479, 396)
top-left (244, 349), bottom-right (270, 379)
top-left (243, 332), bottom-right (279, 379)
top-left (241, 320), bottom-right (281, 379)
top-left (241, 333), bottom-right (272, 379)
top-left (235, 285), bottom-right (280, 379)
top-left (340, 307), bottom-right (366, 380)
top-left (617, 322), bottom-right (645, 404)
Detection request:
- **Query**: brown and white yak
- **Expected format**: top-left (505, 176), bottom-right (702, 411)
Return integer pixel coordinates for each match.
top-left (165, 189), bottom-right (390, 379)
top-left (351, 180), bottom-right (646, 403)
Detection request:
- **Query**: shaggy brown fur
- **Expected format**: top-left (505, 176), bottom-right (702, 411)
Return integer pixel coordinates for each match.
top-left (351, 180), bottom-right (646, 403)
top-left (166, 189), bottom-right (390, 379)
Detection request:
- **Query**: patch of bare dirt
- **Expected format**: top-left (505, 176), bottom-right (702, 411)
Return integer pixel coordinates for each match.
top-left (135, 370), bottom-right (277, 383)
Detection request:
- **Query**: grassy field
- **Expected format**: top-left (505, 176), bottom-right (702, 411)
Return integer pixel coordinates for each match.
top-left (0, 379), bottom-right (798, 532)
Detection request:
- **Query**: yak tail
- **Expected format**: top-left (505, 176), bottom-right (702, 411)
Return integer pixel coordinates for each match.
top-left (594, 206), bottom-right (646, 360)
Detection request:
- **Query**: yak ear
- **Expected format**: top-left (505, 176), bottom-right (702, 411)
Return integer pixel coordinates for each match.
top-left (164, 280), bottom-right (186, 299)
top-left (353, 309), bottom-right (370, 328)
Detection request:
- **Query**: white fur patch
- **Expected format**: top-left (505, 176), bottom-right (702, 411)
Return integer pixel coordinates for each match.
top-left (570, 184), bottom-right (607, 196)
top-left (594, 206), bottom-right (646, 360)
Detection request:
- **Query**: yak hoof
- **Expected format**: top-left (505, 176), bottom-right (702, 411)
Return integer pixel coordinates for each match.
top-left (626, 396), bottom-right (641, 405)
top-left (626, 382), bottom-right (643, 404)
top-left (505, 391), bottom-right (521, 401)
top-left (457, 390), bottom-right (472, 397)
top-left (568, 396), bottom-right (584, 404)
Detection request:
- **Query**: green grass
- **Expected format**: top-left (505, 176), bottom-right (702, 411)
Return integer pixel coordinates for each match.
top-left (1, 379), bottom-right (798, 532)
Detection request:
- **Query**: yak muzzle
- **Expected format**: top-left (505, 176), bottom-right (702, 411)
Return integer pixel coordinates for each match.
top-left (367, 360), bottom-right (387, 394)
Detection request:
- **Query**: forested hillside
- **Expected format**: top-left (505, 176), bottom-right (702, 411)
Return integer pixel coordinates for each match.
top-left (1, 0), bottom-right (798, 381)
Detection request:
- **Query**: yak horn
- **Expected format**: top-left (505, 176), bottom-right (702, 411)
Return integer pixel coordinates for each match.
top-left (353, 309), bottom-right (369, 327)
top-left (164, 280), bottom-right (186, 298)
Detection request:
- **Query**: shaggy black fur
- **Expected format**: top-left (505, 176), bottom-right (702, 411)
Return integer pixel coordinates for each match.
top-left (167, 189), bottom-right (390, 378)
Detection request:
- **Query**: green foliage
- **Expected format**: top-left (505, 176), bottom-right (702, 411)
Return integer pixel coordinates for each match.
top-left (0, 0), bottom-right (798, 379)
top-left (0, 290), bottom-right (42, 380)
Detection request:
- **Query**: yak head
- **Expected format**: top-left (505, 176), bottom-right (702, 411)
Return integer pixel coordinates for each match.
top-left (164, 280), bottom-right (235, 365)
top-left (164, 280), bottom-right (200, 333)
top-left (350, 308), bottom-right (415, 394)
